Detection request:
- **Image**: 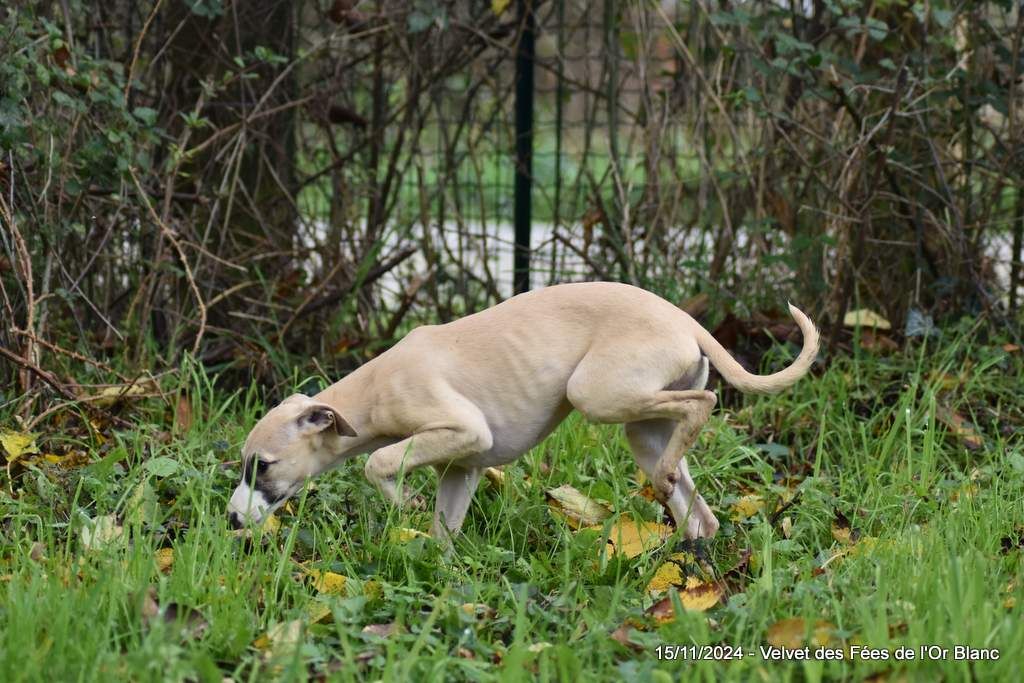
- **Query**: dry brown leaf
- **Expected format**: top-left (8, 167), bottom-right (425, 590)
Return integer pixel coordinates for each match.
top-left (547, 484), bottom-right (613, 529)
top-left (935, 406), bottom-right (983, 451)
top-left (140, 587), bottom-right (208, 641)
top-left (585, 517), bottom-right (673, 559)
top-left (781, 516), bottom-right (793, 539)
top-left (174, 395), bottom-right (193, 433)
top-left (1002, 344), bottom-right (1020, 353)
top-left (766, 617), bottom-right (836, 648)
top-left (859, 330), bottom-right (899, 353)
top-left (730, 494), bottom-right (765, 521)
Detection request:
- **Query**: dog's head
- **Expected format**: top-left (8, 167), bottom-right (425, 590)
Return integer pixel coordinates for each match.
top-left (227, 393), bottom-right (356, 528)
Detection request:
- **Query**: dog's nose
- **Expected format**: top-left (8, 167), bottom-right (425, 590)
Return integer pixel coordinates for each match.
top-left (228, 511), bottom-right (243, 530)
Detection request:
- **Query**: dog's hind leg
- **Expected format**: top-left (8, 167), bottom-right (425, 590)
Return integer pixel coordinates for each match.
top-left (625, 418), bottom-right (718, 539)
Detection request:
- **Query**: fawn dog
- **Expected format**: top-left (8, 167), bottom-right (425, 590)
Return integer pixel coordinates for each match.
top-left (228, 282), bottom-right (818, 543)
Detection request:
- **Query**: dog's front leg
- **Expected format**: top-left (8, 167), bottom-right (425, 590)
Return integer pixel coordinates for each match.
top-left (364, 424), bottom-right (492, 511)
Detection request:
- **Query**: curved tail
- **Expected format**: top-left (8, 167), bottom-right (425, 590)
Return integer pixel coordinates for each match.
top-left (693, 303), bottom-right (819, 394)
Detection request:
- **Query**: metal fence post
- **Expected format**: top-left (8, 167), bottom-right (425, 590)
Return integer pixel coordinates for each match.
top-left (513, 0), bottom-right (535, 294)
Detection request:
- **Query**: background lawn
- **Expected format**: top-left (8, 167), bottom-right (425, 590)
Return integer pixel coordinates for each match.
top-left (1, 329), bottom-right (1022, 682)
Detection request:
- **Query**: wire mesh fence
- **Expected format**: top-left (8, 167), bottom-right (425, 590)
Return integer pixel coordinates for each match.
top-left (1, 0), bottom-right (1022, 400)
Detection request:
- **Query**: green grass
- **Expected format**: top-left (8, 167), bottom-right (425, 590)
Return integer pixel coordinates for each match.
top-left (2, 329), bottom-right (1023, 682)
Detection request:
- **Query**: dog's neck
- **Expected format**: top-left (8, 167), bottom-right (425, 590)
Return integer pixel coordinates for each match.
top-left (313, 362), bottom-right (377, 458)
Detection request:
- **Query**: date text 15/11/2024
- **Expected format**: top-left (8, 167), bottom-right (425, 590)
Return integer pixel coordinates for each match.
top-left (654, 645), bottom-right (1001, 662)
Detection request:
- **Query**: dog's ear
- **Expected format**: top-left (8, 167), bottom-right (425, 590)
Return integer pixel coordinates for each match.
top-left (296, 403), bottom-right (357, 438)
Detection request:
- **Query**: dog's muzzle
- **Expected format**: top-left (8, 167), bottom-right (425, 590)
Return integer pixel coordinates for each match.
top-left (227, 481), bottom-right (270, 527)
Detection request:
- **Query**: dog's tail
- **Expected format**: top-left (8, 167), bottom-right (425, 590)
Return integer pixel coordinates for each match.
top-left (693, 303), bottom-right (819, 395)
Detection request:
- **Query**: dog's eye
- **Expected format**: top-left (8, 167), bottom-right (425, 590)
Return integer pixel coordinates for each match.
top-left (255, 459), bottom-right (270, 475)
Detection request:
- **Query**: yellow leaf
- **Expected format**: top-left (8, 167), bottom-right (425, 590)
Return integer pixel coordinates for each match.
top-left (547, 484), bottom-right (613, 529)
top-left (460, 603), bottom-right (496, 619)
top-left (155, 548), bottom-right (174, 573)
top-left (261, 514), bottom-right (281, 535)
top-left (307, 570), bottom-right (348, 596)
top-left (484, 467), bottom-right (505, 487)
top-left (677, 582), bottom-right (724, 613)
top-left (305, 601), bottom-right (333, 624)
top-left (730, 494), bottom-right (765, 521)
top-left (363, 579), bottom-right (383, 601)
top-left (766, 617), bottom-right (836, 648)
top-left (648, 580), bottom-right (723, 622)
top-left (390, 527), bottom-right (428, 543)
top-left (585, 517), bottom-right (672, 559)
top-left (645, 552), bottom-right (696, 595)
top-left (254, 619), bottom-right (303, 657)
top-left (843, 308), bottom-right (891, 330)
top-left (0, 430), bottom-right (38, 463)
top-left (492, 0), bottom-right (511, 15)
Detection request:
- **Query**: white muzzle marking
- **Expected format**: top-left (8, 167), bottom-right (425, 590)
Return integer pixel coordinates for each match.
top-left (228, 482), bottom-right (270, 525)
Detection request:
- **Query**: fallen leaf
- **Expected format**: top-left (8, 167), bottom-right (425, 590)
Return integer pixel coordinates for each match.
top-left (307, 570), bottom-right (348, 596)
top-left (648, 581), bottom-right (724, 621)
top-left (389, 527), bottom-right (428, 543)
top-left (645, 552), bottom-right (696, 595)
top-left (141, 587), bottom-right (208, 641)
top-left (610, 624), bottom-right (643, 651)
top-left (547, 484), bottom-right (613, 529)
top-left (362, 622), bottom-right (397, 638)
top-left (527, 642), bottom-right (553, 653)
top-left (585, 517), bottom-right (673, 559)
top-left (80, 514), bottom-right (124, 552)
top-left (254, 619), bottom-right (303, 658)
top-left (29, 542), bottom-right (46, 562)
top-left (781, 516), bottom-right (793, 539)
top-left (460, 603), bottom-right (496, 619)
top-left (86, 381), bottom-right (156, 407)
top-left (1002, 344), bottom-right (1020, 353)
top-left (843, 308), bottom-right (891, 330)
top-left (1, 430), bottom-right (38, 464)
top-left (831, 511), bottom-right (860, 545)
top-left (766, 617), bottom-right (836, 648)
top-left (484, 467), bottom-right (505, 487)
top-left (730, 494), bottom-right (765, 521)
top-left (859, 330), bottom-right (899, 353)
top-left (935, 406), bottom-right (983, 450)
top-left (305, 601), bottom-right (333, 624)
top-left (174, 395), bottom-right (193, 433)
top-left (155, 548), bottom-right (174, 573)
